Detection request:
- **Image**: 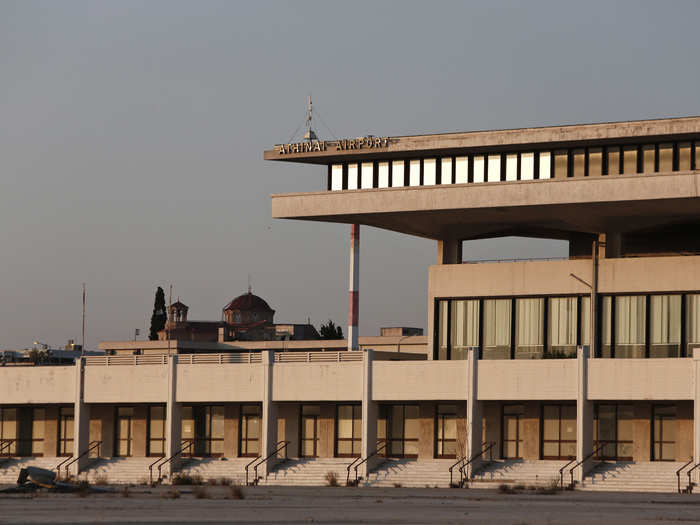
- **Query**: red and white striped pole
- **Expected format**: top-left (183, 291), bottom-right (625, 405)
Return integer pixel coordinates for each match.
top-left (348, 224), bottom-right (360, 350)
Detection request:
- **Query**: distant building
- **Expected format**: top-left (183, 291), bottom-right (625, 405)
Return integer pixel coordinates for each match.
top-left (157, 291), bottom-right (319, 343)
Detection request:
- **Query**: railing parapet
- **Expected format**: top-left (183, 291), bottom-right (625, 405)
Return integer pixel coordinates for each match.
top-left (55, 440), bottom-right (101, 479)
top-left (246, 441), bottom-right (290, 485)
top-left (458, 441), bottom-right (495, 486)
top-left (677, 457), bottom-right (694, 493)
top-left (350, 440), bottom-right (387, 486)
top-left (274, 351), bottom-right (363, 363)
top-left (568, 442), bottom-right (608, 489)
top-left (149, 438), bottom-right (194, 485)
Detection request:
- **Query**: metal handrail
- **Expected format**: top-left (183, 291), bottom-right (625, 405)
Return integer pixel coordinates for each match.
top-left (568, 442), bottom-right (608, 488)
top-left (0, 439), bottom-right (16, 457)
top-left (458, 441), bottom-right (496, 486)
top-left (245, 441), bottom-right (291, 485)
top-left (685, 460), bottom-right (700, 494)
top-left (353, 440), bottom-right (388, 486)
top-left (676, 457), bottom-right (694, 493)
top-left (449, 455), bottom-right (467, 487)
top-left (149, 439), bottom-right (193, 485)
top-left (346, 455), bottom-right (364, 486)
top-left (56, 440), bottom-right (101, 479)
top-left (244, 454), bottom-right (262, 486)
top-left (558, 457), bottom-right (577, 489)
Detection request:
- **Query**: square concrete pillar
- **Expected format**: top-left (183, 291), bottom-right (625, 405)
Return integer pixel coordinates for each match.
top-left (261, 350), bottom-right (279, 476)
top-left (465, 347), bottom-right (483, 478)
top-left (361, 349), bottom-right (378, 479)
top-left (164, 355), bottom-right (182, 477)
top-left (437, 239), bottom-right (462, 265)
top-left (576, 346), bottom-right (593, 482)
top-left (72, 358), bottom-right (91, 474)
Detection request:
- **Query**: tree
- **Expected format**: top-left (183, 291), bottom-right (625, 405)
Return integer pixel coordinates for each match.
top-left (319, 319), bottom-right (343, 340)
top-left (149, 286), bottom-right (167, 340)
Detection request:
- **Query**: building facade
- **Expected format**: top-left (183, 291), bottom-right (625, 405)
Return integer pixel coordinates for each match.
top-left (2, 116), bottom-right (700, 490)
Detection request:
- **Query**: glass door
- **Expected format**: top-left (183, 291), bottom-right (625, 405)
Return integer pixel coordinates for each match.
top-left (58, 407), bottom-right (74, 457)
top-left (653, 405), bottom-right (676, 461)
top-left (436, 405), bottom-right (457, 458)
top-left (240, 405), bottom-right (261, 457)
top-left (301, 405), bottom-right (320, 458)
top-left (386, 405), bottom-right (419, 458)
top-left (204, 406), bottom-right (225, 457)
top-left (148, 406), bottom-right (166, 457)
top-left (0, 408), bottom-right (17, 457)
top-left (594, 404), bottom-right (633, 460)
top-left (31, 408), bottom-right (45, 457)
top-left (115, 407), bottom-right (134, 457)
top-left (502, 405), bottom-right (524, 459)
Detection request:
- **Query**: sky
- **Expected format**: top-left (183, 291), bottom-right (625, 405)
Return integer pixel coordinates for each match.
top-left (1, 1), bottom-right (699, 350)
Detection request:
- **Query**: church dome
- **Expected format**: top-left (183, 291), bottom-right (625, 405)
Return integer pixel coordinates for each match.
top-left (224, 292), bottom-right (273, 312)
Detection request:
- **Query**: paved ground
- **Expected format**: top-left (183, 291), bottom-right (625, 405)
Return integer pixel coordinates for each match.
top-left (2, 485), bottom-right (700, 524)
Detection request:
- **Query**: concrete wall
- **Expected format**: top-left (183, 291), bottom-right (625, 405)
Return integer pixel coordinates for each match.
top-left (0, 367), bottom-right (75, 405)
top-left (372, 362), bottom-right (467, 401)
top-left (177, 364), bottom-right (264, 403)
top-left (272, 363), bottom-right (363, 402)
top-left (85, 366), bottom-right (169, 404)
top-left (588, 359), bottom-right (693, 400)
top-left (478, 360), bottom-right (578, 400)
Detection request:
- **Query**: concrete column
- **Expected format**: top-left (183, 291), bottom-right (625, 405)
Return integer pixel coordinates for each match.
top-left (72, 358), bottom-right (90, 475)
top-left (576, 345), bottom-right (593, 482)
top-left (164, 354), bottom-right (181, 477)
top-left (348, 224), bottom-right (360, 351)
top-left (437, 239), bottom-right (462, 265)
top-left (465, 347), bottom-right (483, 478)
top-left (261, 350), bottom-right (279, 476)
top-left (361, 349), bottom-right (378, 479)
top-left (600, 232), bottom-right (622, 258)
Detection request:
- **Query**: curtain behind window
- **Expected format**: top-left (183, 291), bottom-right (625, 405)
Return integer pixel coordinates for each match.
top-left (450, 300), bottom-right (479, 360)
top-left (515, 298), bottom-right (544, 359)
top-left (650, 295), bottom-right (681, 357)
top-left (615, 296), bottom-right (646, 358)
top-left (549, 297), bottom-right (577, 357)
top-left (483, 299), bottom-right (511, 359)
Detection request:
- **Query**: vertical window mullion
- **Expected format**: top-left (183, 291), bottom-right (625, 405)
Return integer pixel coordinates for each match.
top-left (510, 298), bottom-right (516, 360)
top-left (645, 295), bottom-right (651, 358)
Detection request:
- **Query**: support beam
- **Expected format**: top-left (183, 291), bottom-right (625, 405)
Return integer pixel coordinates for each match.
top-left (72, 358), bottom-right (90, 475)
top-left (164, 354), bottom-right (181, 479)
top-left (261, 350), bottom-right (279, 477)
top-left (576, 345), bottom-right (593, 483)
top-left (465, 347), bottom-right (483, 479)
top-left (437, 239), bottom-right (462, 265)
top-left (361, 349), bottom-right (378, 480)
top-left (694, 348), bottom-right (700, 485)
top-left (348, 224), bottom-right (360, 351)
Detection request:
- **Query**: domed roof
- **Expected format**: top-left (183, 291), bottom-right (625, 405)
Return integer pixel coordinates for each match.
top-left (224, 292), bottom-right (273, 312)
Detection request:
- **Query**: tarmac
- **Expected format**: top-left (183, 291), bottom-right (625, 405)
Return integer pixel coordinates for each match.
top-left (2, 485), bottom-right (700, 524)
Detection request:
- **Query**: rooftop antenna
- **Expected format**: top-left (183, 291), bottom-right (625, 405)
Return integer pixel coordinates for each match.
top-left (248, 274), bottom-right (252, 294)
top-left (303, 95), bottom-right (318, 142)
top-left (81, 283), bottom-right (86, 356)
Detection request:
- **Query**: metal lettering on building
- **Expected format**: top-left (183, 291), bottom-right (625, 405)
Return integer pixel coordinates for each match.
top-left (278, 137), bottom-right (390, 155)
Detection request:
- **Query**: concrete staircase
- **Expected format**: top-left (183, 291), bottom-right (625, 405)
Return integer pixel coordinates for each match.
top-left (469, 460), bottom-right (568, 488)
top-left (257, 458), bottom-right (352, 486)
top-left (176, 457), bottom-right (251, 485)
top-left (0, 457), bottom-right (61, 485)
top-left (77, 457), bottom-right (155, 485)
top-left (578, 461), bottom-right (686, 493)
top-left (361, 459), bottom-right (456, 488)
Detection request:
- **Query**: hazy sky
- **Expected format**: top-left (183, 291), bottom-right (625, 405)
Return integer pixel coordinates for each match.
top-left (2, 1), bottom-right (699, 350)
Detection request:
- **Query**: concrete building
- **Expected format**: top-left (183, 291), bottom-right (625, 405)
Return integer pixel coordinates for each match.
top-left (2, 116), bottom-right (700, 491)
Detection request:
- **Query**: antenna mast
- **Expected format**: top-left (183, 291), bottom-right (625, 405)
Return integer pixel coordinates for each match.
top-left (81, 283), bottom-right (86, 356)
top-left (303, 95), bottom-right (317, 142)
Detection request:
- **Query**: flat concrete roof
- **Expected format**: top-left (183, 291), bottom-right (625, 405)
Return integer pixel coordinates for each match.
top-left (271, 171), bottom-right (700, 240)
top-left (264, 116), bottom-right (700, 164)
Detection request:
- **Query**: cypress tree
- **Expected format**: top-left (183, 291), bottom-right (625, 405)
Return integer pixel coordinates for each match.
top-left (149, 286), bottom-right (167, 340)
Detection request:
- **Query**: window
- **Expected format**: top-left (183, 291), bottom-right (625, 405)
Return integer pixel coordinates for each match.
top-left (361, 162), bottom-right (373, 189)
top-left (409, 159), bottom-right (420, 186)
top-left (483, 299), bottom-right (512, 359)
top-left (148, 406), bottom-right (166, 457)
top-left (686, 294), bottom-right (700, 357)
top-left (521, 152), bottom-right (534, 180)
top-left (542, 405), bottom-right (576, 460)
top-left (539, 152), bottom-right (551, 179)
top-left (58, 407), bottom-right (74, 457)
top-left (347, 163), bottom-right (359, 190)
top-left (607, 147), bottom-right (620, 175)
top-left (487, 155), bottom-right (501, 182)
top-left (473, 156), bottom-right (485, 183)
top-left (515, 298), bottom-right (544, 359)
top-left (204, 406), bottom-right (225, 457)
top-left (436, 405), bottom-right (457, 458)
top-left (391, 160), bottom-right (405, 187)
top-left (31, 408), bottom-right (45, 457)
top-left (588, 147), bottom-right (603, 177)
top-left (385, 405), bottom-right (419, 458)
top-left (455, 157), bottom-right (468, 183)
top-left (658, 143), bottom-right (673, 172)
top-left (679, 142), bottom-right (692, 171)
top-left (548, 297), bottom-right (578, 357)
top-left (615, 296), bottom-right (646, 358)
top-left (336, 405), bottom-right (361, 457)
top-left (650, 295), bottom-right (681, 357)
top-left (0, 408), bottom-right (17, 456)
top-left (622, 145), bottom-right (637, 174)
top-left (437, 300), bottom-right (449, 361)
top-left (331, 164), bottom-right (343, 191)
top-left (572, 149), bottom-right (585, 177)
top-left (440, 157), bottom-right (452, 184)
top-left (450, 299), bottom-right (479, 360)
top-left (642, 144), bottom-right (656, 173)
top-left (553, 150), bottom-right (568, 178)
top-left (378, 162), bottom-right (389, 188)
top-left (240, 405), bottom-right (261, 457)
top-left (423, 158), bottom-right (436, 185)
top-left (505, 154), bottom-right (517, 181)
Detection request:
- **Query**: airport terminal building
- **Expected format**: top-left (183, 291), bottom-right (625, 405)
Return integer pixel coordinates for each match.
top-left (2, 116), bottom-right (700, 491)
